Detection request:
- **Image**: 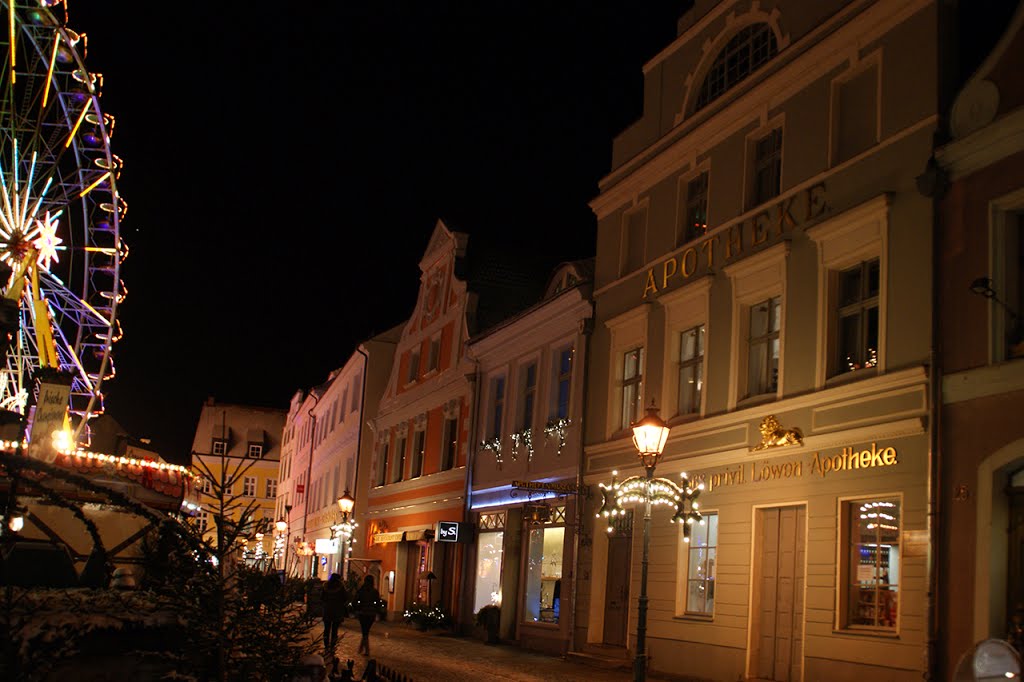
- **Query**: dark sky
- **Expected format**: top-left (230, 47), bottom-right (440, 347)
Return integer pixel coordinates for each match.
top-left (64, 3), bottom-right (692, 462)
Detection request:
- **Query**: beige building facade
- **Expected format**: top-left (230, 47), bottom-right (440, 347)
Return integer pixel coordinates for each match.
top-left (579, 1), bottom-right (940, 680)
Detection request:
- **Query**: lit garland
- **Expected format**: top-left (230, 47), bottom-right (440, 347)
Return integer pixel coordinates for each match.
top-left (597, 469), bottom-right (705, 541)
top-left (480, 436), bottom-right (502, 468)
top-left (0, 436), bottom-right (197, 481)
top-left (543, 418), bottom-right (571, 456)
top-left (509, 427), bottom-right (533, 462)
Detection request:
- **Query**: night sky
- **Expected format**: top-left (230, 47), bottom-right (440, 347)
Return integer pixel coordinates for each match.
top-left (64, 3), bottom-right (692, 462)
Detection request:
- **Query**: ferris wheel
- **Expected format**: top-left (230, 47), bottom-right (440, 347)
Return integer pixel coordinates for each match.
top-left (0, 0), bottom-right (124, 440)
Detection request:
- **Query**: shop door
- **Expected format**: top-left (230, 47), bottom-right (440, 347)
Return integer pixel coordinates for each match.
top-left (752, 506), bottom-right (806, 682)
top-left (603, 512), bottom-right (632, 646)
top-left (1007, 481), bottom-right (1024, 652)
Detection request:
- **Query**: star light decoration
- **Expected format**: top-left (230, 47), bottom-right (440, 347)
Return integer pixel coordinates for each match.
top-left (0, 143), bottom-right (65, 271)
top-left (597, 469), bottom-right (706, 541)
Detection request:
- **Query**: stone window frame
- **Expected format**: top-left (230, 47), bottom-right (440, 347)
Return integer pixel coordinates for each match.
top-left (724, 241), bottom-right (789, 409)
top-left (605, 305), bottom-right (649, 438)
top-left (659, 277), bottom-right (712, 420)
top-left (827, 50), bottom-right (883, 168)
top-left (807, 194), bottom-right (889, 388)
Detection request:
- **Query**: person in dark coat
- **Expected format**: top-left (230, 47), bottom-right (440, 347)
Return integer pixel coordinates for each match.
top-left (353, 575), bottom-right (381, 656)
top-left (321, 573), bottom-right (348, 653)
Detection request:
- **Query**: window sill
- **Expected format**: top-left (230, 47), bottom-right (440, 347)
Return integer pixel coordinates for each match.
top-left (669, 412), bottom-right (702, 427)
top-left (825, 367), bottom-right (878, 387)
top-left (674, 614), bottom-right (713, 623)
top-left (832, 627), bottom-right (900, 639)
top-left (735, 392), bottom-right (777, 410)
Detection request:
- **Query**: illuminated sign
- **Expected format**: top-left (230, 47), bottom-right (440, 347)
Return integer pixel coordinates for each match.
top-left (373, 531), bottom-right (404, 544)
top-left (438, 521), bottom-right (460, 543)
top-left (314, 538), bottom-right (338, 555)
top-left (512, 480), bottom-right (581, 495)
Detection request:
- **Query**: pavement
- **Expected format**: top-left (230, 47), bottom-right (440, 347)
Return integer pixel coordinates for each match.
top-left (319, 617), bottom-right (675, 682)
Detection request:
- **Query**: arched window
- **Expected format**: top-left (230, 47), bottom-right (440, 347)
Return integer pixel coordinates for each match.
top-left (696, 23), bottom-right (777, 111)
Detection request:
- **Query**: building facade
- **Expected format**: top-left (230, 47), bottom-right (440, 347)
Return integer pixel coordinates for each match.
top-left (579, 1), bottom-right (941, 679)
top-left (935, 1), bottom-right (1024, 674)
top-left (465, 260), bottom-right (593, 655)
top-left (191, 398), bottom-right (285, 552)
top-left (363, 221), bottom-right (475, 620)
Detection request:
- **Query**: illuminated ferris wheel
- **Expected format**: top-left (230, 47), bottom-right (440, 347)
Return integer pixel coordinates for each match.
top-left (0, 0), bottom-right (124, 438)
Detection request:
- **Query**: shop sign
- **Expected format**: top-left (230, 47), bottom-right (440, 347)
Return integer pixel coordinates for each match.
top-left (437, 521), bottom-right (460, 543)
top-left (315, 538), bottom-right (338, 555)
top-left (28, 377), bottom-right (73, 463)
top-left (697, 442), bottom-right (899, 493)
top-left (372, 531), bottom-right (404, 544)
top-left (640, 183), bottom-right (829, 299)
top-left (512, 479), bottom-right (582, 495)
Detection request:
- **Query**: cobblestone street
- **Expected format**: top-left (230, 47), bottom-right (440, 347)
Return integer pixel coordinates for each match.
top-left (320, 618), bottom-right (674, 682)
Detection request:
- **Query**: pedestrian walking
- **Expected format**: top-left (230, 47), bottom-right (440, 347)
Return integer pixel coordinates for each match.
top-left (321, 573), bottom-right (348, 653)
top-left (353, 575), bottom-right (381, 656)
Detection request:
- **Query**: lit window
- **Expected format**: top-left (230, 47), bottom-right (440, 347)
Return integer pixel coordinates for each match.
top-left (243, 476), bottom-right (256, 497)
top-left (696, 23), bottom-right (778, 111)
top-left (678, 325), bottom-right (705, 415)
top-left (621, 348), bottom-right (644, 429)
top-left (681, 172), bottom-right (709, 245)
top-left (836, 259), bottom-right (880, 375)
top-left (524, 508), bottom-right (565, 624)
top-left (842, 498), bottom-right (900, 630)
top-left (753, 128), bottom-right (782, 207)
top-left (212, 440), bottom-right (227, 456)
top-left (685, 513), bottom-right (718, 615)
top-left (474, 510), bottom-right (506, 614)
top-left (748, 296), bottom-right (781, 397)
top-left (247, 444), bottom-right (263, 459)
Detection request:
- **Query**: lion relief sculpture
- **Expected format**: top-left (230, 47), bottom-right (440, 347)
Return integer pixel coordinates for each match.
top-left (751, 415), bottom-right (803, 451)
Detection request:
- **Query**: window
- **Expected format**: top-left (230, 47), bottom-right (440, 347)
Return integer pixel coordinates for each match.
top-left (680, 172), bottom-right (709, 245)
top-left (351, 375), bottom-right (361, 412)
top-left (489, 377), bottom-right (505, 438)
top-left (243, 476), bottom-right (256, 497)
top-left (441, 417), bottom-right (458, 471)
top-left (410, 430), bottom-right (425, 479)
top-left (552, 348), bottom-right (572, 420)
top-left (748, 296), bottom-right (781, 396)
top-left (266, 478), bottom-right (277, 499)
top-left (247, 444), bottom-right (263, 459)
top-left (685, 513), bottom-right (718, 615)
top-left (678, 325), bottom-right (705, 415)
top-left (520, 363), bottom-right (537, 431)
top-left (622, 206), bottom-right (648, 275)
top-left (376, 441), bottom-right (390, 487)
top-left (340, 390), bottom-right (348, 419)
top-left (524, 508), bottom-right (565, 624)
top-left (841, 498), bottom-right (900, 630)
top-left (197, 510), bottom-right (209, 533)
top-left (696, 23), bottom-right (778, 111)
top-left (392, 436), bottom-right (407, 483)
top-left (621, 348), bottom-right (644, 429)
top-left (752, 128), bottom-right (782, 207)
top-left (427, 337), bottom-right (440, 372)
top-left (836, 259), bottom-right (880, 374)
top-left (212, 440), bottom-right (227, 456)
top-left (474, 511), bottom-right (506, 614)
top-left (407, 349), bottom-right (420, 383)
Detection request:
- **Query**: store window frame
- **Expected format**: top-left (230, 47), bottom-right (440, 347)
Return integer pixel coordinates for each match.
top-left (522, 505), bottom-right (567, 626)
top-left (836, 493), bottom-right (903, 634)
top-left (473, 510), bottom-right (507, 615)
top-left (675, 511), bottom-right (719, 618)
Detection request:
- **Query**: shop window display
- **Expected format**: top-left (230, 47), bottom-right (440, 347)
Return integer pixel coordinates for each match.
top-left (525, 523), bottom-right (564, 623)
top-left (473, 511), bottom-right (506, 614)
top-left (685, 513), bottom-right (718, 615)
top-left (844, 498), bottom-right (900, 629)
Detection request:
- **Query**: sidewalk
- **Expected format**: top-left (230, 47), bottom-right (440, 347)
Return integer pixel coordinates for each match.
top-left (323, 617), bottom-right (675, 682)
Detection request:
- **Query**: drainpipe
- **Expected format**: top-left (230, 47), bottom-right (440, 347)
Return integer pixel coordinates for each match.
top-left (569, 303), bottom-right (595, 654)
top-left (350, 345), bottom-right (369, 580)
top-left (458, 353), bottom-right (482, 633)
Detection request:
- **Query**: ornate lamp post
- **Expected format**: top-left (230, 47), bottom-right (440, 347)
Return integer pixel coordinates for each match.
top-left (597, 401), bottom-right (704, 682)
top-left (277, 508), bottom-right (291, 574)
top-left (332, 490), bottom-right (357, 578)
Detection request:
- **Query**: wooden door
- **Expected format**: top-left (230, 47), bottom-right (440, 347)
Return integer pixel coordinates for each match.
top-left (603, 521), bottom-right (632, 646)
top-left (754, 506), bottom-right (806, 682)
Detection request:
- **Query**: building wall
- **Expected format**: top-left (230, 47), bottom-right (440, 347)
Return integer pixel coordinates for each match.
top-left (581, 1), bottom-right (939, 679)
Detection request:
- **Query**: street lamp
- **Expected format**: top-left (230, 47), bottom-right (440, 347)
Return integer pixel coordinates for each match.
top-left (597, 401), bottom-right (704, 682)
top-left (332, 490), bottom-right (357, 578)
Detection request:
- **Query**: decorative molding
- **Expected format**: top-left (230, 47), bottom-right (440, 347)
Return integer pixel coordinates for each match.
top-left (938, 107), bottom-right (1024, 181)
top-left (943, 360), bottom-right (1024, 405)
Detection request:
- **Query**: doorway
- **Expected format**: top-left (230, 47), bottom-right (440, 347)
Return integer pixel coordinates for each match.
top-left (751, 505), bottom-right (806, 682)
top-left (1007, 469), bottom-right (1024, 652)
top-left (603, 511), bottom-right (632, 647)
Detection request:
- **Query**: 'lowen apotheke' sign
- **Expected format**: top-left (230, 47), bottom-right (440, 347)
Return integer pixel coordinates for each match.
top-left (696, 442), bottom-right (898, 493)
top-left (641, 183), bottom-right (829, 299)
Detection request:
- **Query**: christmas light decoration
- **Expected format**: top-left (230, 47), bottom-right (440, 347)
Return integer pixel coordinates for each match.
top-left (543, 417), bottom-right (571, 455)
